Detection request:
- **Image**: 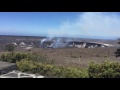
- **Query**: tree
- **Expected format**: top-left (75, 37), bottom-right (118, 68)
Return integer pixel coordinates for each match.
top-left (5, 44), bottom-right (15, 52)
top-left (115, 39), bottom-right (120, 57)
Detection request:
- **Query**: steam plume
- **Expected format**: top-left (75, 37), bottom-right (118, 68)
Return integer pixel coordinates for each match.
top-left (47, 12), bottom-right (120, 39)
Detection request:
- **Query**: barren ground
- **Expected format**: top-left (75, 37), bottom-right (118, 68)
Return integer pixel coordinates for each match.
top-left (8, 47), bottom-right (120, 68)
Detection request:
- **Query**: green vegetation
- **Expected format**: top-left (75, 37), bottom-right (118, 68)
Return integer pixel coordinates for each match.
top-left (0, 52), bottom-right (88, 78)
top-left (115, 39), bottom-right (120, 57)
top-left (0, 52), bottom-right (27, 63)
top-left (5, 44), bottom-right (15, 52)
top-left (88, 61), bottom-right (120, 78)
top-left (16, 59), bottom-right (88, 78)
top-left (0, 52), bottom-right (52, 64)
top-left (1, 52), bottom-right (120, 78)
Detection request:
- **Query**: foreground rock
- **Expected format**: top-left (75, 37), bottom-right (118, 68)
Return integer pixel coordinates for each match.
top-left (0, 70), bottom-right (45, 78)
top-left (0, 61), bottom-right (16, 75)
top-left (0, 61), bottom-right (47, 78)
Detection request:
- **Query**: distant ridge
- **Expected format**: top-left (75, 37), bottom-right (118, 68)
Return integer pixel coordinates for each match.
top-left (0, 35), bottom-right (118, 46)
top-left (0, 35), bottom-right (46, 38)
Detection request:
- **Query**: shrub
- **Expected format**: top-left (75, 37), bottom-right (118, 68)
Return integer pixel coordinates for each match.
top-left (0, 52), bottom-right (51, 64)
top-left (0, 52), bottom-right (27, 63)
top-left (26, 52), bottom-right (49, 64)
top-left (60, 67), bottom-right (88, 78)
top-left (95, 55), bottom-right (100, 57)
top-left (16, 59), bottom-right (88, 78)
top-left (104, 56), bottom-right (107, 57)
top-left (71, 55), bottom-right (77, 58)
top-left (28, 49), bottom-right (31, 51)
top-left (16, 59), bottom-right (37, 72)
top-left (5, 44), bottom-right (15, 52)
top-left (115, 38), bottom-right (120, 57)
top-left (88, 61), bottom-right (120, 78)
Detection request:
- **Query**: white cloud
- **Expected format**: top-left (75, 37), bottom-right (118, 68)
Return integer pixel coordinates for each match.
top-left (47, 12), bottom-right (120, 39)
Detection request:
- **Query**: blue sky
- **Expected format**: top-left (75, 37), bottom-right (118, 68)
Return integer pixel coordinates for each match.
top-left (0, 12), bottom-right (120, 40)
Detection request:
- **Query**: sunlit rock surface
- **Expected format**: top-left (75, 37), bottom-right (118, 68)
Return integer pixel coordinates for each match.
top-left (0, 70), bottom-right (45, 78)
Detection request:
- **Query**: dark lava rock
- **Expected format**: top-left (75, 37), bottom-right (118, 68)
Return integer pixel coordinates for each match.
top-left (0, 61), bottom-right (16, 75)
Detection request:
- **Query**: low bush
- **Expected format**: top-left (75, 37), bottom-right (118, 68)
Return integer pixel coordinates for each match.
top-left (5, 44), bottom-right (15, 52)
top-left (26, 52), bottom-right (52, 64)
top-left (0, 52), bottom-right (27, 63)
top-left (88, 61), bottom-right (120, 78)
top-left (0, 52), bottom-right (52, 64)
top-left (16, 59), bottom-right (88, 78)
top-left (71, 55), bottom-right (77, 58)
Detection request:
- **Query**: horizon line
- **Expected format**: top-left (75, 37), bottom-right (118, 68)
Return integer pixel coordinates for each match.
top-left (0, 34), bottom-right (118, 40)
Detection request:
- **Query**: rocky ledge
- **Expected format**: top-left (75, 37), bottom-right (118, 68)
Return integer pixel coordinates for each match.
top-left (0, 61), bottom-right (16, 75)
top-left (0, 70), bottom-right (45, 78)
